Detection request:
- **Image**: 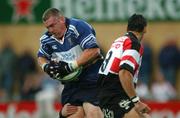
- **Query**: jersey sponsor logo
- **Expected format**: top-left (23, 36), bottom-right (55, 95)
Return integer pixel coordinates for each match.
top-left (52, 45), bottom-right (57, 49)
top-left (52, 45), bottom-right (83, 62)
top-left (102, 108), bottom-right (114, 118)
top-left (54, 52), bottom-right (75, 61)
top-left (118, 99), bottom-right (131, 110)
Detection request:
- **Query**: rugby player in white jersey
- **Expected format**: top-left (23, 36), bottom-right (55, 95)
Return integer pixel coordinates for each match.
top-left (98, 14), bottom-right (151, 118)
top-left (37, 8), bottom-right (103, 118)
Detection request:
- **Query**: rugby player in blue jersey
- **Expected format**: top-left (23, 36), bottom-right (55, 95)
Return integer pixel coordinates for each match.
top-left (37, 8), bottom-right (104, 118)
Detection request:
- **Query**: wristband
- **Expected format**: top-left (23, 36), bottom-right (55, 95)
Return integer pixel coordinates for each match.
top-left (130, 96), bottom-right (140, 104)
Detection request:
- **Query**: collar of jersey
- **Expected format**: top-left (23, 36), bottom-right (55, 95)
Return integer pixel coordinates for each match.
top-left (51, 29), bottom-right (67, 44)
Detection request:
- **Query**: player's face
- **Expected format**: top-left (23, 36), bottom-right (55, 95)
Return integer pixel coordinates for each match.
top-left (44, 16), bottom-right (66, 39)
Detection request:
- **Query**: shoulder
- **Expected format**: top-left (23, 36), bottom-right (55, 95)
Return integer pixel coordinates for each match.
top-left (39, 31), bottom-right (52, 41)
top-left (123, 40), bottom-right (142, 54)
top-left (68, 18), bottom-right (92, 30)
top-left (39, 31), bottom-right (51, 40)
top-left (69, 18), bottom-right (89, 25)
top-left (122, 34), bottom-right (142, 52)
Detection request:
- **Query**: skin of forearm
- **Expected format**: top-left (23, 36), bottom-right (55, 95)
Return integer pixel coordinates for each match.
top-left (38, 57), bottom-right (48, 67)
top-left (76, 48), bottom-right (100, 66)
top-left (119, 69), bottom-right (137, 98)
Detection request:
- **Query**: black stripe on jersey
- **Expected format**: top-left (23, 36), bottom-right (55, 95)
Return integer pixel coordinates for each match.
top-left (131, 41), bottom-right (141, 52)
top-left (126, 32), bottom-right (141, 52)
top-left (120, 63), bottom-right (134, 75)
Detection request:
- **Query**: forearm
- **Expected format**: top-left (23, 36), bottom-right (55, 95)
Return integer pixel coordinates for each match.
top-left (38, 57), bottom-right (49, 68)
top-left (119, 69), bottom-right (137, 98)
top-left (76, 48), bottom-right (101, 67)
top-left (119, 70), bottom-right (151, 114)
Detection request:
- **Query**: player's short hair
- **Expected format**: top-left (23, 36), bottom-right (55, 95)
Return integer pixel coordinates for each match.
top-left (127, 14), bottom-right (147, 33)
top-left (42, 8), bottom-right (64, 22)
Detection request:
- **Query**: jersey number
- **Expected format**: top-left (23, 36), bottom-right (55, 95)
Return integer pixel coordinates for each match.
top-left (101, 51), bottom-right (113, 72)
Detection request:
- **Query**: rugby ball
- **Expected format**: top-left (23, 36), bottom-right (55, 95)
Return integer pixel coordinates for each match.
top-left (56, 67), bottom-right (82, 82)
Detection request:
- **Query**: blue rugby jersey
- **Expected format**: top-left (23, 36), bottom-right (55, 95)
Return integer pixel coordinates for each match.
top-left (38, 18), bottom-right (102, 85)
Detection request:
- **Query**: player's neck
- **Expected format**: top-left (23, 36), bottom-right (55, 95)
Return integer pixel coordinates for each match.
top-left (129, 31), bottom-right (141, 41)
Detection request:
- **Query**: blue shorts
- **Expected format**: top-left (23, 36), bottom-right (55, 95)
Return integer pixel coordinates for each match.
top-left (61, 81), bottom-right (99, 106)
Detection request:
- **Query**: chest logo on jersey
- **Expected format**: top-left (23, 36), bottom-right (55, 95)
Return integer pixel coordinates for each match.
top-left (52, 45), bottom-right (57, 50)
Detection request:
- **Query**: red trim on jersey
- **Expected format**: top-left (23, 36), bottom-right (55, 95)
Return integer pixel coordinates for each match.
top-left (123, 38), bottom-right (132, 51)
top-left (110, 57), bottom-right (121, 73)
top-left (121, 37), bottom-right (143, 74)
top-left (139, 45), bottom-right (144, 55)
top-left (121, 55), bottom-right (139, 70)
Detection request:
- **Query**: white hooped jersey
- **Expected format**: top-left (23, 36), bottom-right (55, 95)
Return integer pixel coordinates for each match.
top-left (99, 32), bottom-right (143, 84)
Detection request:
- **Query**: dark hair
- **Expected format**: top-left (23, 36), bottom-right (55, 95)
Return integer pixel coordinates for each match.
top-left (42, 8), bottom-right (63, 22)
top-left (127, 14), bottom-right (147, 32)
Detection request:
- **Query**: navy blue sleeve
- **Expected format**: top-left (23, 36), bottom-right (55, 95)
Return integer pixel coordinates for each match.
top-left (37, 33), bottom-right (53, 60)
top-left (75, 20), bottom-right (99, 49)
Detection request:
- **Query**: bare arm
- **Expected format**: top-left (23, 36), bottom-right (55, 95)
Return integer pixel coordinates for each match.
top-left (119, 69), bottom-right (137, 98)
top-left (38, 56), bottom-right (49, 68)
top-left (119, 69), bottom-right (151, 115)
top-left (60, 103), bottom-right (78, 117)
top-left (76, 48), bottom-right (101, 67)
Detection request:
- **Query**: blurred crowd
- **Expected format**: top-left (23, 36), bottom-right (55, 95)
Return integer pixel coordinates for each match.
top-left (0, 41), bottom-right (62, 102)
top-left (137, 36), bottom-right (180, 102)
top-left (0, 36), bottom-right (180, 103)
